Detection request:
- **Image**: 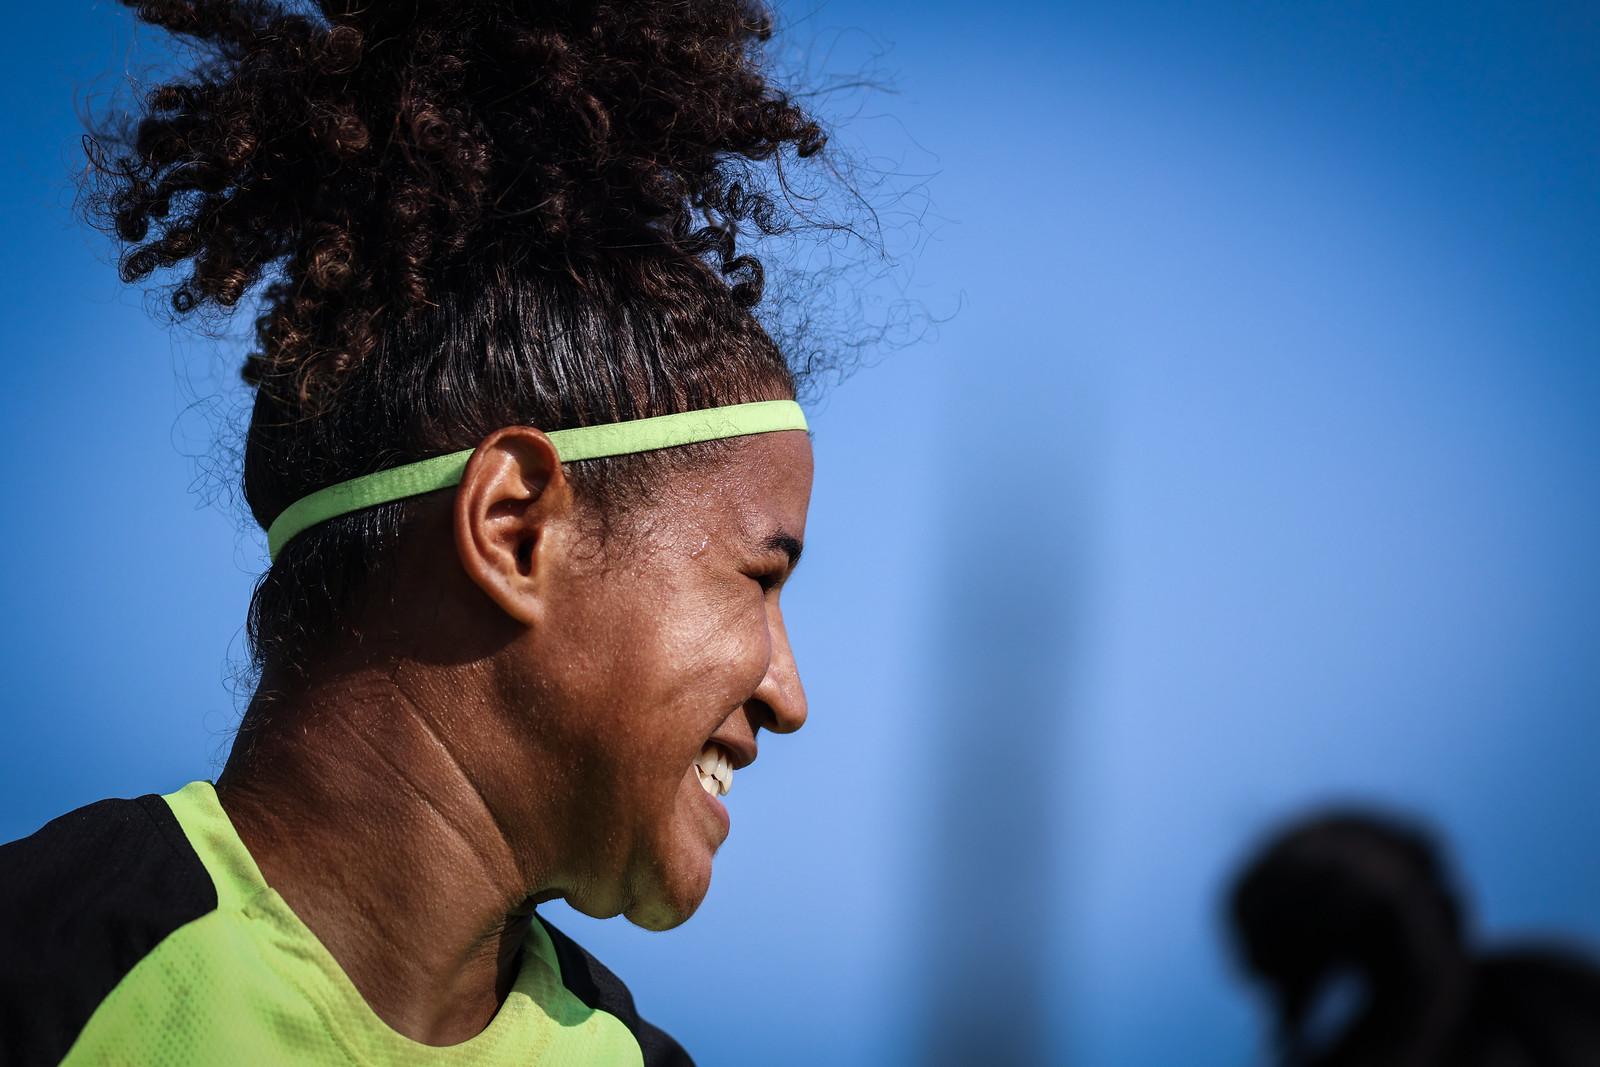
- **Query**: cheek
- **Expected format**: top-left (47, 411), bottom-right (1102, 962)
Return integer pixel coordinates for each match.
top-left (539, 543), bottom-right (772, 781)
top-left (560, 575), bottom-right (766, 759)
top-left (621, 599), bottom-right (771, 808)
top-left (661, 587), bottom-right (772, 710)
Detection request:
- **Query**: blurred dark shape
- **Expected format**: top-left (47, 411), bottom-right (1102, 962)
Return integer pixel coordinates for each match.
top-left (1228, 812), bottom-right (1600, 1067)
top-left (920, 464), bottom-right (1069, 1067)
top-left (918, 361), bottom-right (1091, 1067)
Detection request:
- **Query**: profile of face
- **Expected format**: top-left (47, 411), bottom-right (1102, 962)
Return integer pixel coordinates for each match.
top-left (449, 428), bottom-right (814, 931)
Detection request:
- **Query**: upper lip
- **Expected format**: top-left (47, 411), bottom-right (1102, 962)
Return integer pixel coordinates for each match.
top-left (706, 734), bottom-right (757, 772)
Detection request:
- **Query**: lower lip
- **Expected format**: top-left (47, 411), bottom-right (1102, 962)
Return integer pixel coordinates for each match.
top-left (700, 784), bottom-right (731, 837)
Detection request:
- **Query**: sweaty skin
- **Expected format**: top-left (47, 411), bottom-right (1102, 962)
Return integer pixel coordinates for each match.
top-left (217, 428), bottom-right (813, 1046)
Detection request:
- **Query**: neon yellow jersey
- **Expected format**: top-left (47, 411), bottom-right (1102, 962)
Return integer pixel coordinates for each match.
top-left (0, 782), bottom-right (693, 1067)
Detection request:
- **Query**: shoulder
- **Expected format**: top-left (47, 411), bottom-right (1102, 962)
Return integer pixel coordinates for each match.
top-left (537, 916), bottom-right (697, 1067)
top-left (0, 794), bottom-right (217, 1067)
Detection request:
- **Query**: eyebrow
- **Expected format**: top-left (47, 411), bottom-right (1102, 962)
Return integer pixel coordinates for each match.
top-left (762, 531), bottom-right (804, 571)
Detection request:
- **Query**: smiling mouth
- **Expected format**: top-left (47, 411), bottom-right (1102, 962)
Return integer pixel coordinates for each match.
top-left (693, 742), bottom-right (734, 797)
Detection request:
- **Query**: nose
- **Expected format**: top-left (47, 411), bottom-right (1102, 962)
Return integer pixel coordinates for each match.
top-left (749, 601), bottom-right (807, 734)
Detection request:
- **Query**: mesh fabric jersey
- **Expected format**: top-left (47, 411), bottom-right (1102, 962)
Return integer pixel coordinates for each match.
top-left (0, 782), bottom-right (693, 1066)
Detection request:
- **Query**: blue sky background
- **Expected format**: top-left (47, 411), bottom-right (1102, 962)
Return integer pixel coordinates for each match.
top-left (3, 2), bottom-right (1598, 1065)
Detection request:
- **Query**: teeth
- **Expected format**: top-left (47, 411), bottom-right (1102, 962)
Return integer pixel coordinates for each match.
top-left (694, 744), bottom-right (733, 797)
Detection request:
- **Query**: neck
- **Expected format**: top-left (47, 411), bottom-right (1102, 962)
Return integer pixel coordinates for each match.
top-left (216, 662), bottom-right (548, 1046)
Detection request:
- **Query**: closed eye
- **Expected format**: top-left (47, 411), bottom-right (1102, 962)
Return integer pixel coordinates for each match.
top-left (753, 531), bottom-right (803, 592)
top-left (762, 532), bottom-right (803, 571)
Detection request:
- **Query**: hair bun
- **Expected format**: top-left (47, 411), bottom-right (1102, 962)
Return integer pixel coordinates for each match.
top-left (88, 0), bottom-right (823, 401)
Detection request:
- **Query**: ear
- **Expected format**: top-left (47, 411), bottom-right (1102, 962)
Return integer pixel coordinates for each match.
top-left (453, 426), bottom-right (575, 627)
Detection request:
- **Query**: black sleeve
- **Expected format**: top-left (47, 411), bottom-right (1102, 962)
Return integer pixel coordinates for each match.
top-left (537, 917), bottom-right (697, 1067)
top-left (0, 795), bottom-right (217, 1067)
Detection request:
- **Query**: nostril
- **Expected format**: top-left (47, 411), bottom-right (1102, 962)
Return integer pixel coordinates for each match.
top-left (756, 691), bottom-right (807, 735)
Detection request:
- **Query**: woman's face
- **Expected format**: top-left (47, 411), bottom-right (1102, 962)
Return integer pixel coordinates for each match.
top-left (502, 430), bottom-right (813, 929)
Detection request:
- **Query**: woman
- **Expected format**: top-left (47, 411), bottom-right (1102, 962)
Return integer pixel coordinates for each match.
top-left (0, 1), bottom-right (832, 1063)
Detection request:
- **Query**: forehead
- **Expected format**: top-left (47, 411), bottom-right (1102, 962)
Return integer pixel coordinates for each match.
top-left (659, 430), bottom-right (814, 541)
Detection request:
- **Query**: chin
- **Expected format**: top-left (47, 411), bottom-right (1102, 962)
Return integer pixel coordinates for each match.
top-left (622, 856), bottom-right (714, 931)
top-left (625, 901), bottom-right (693, 932)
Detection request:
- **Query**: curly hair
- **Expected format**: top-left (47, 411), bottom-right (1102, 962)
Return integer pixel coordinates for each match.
top-left (84, 0), bottom-right (829, 682)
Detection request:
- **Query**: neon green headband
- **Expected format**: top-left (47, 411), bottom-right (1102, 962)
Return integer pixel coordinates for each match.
top-left (266, 399), bottom-right (807, 561)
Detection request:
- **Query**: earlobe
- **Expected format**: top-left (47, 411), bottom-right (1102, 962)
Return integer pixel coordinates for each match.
top-left (452, 427), bottom-right (572, 626)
